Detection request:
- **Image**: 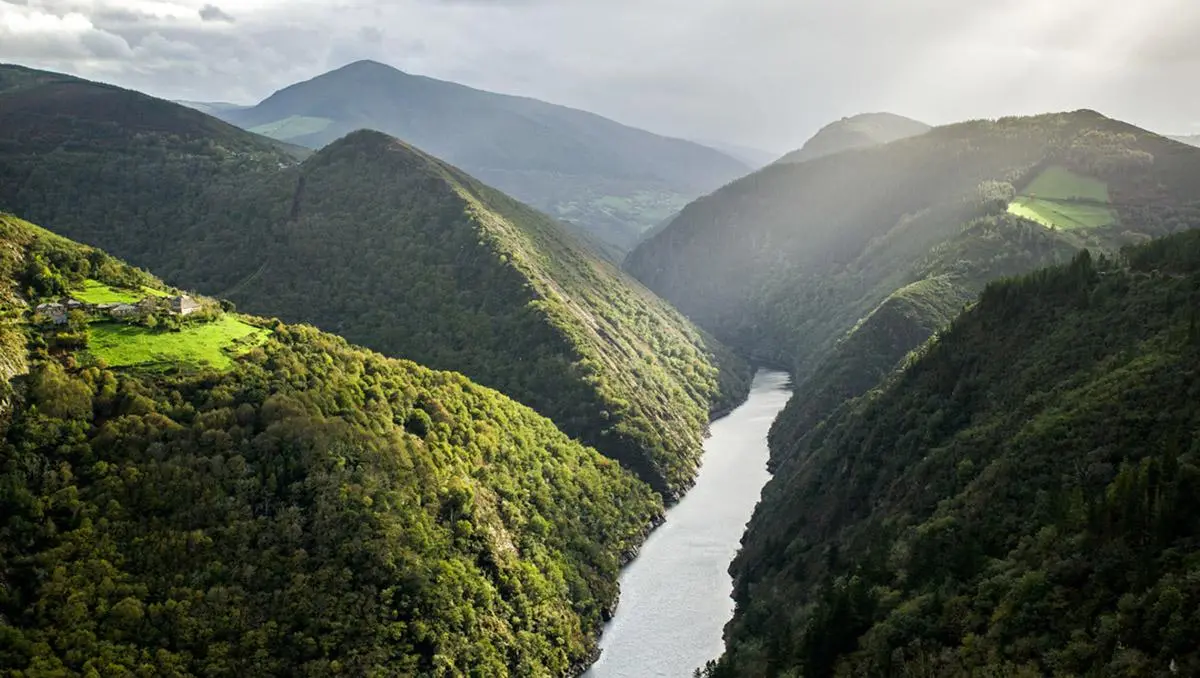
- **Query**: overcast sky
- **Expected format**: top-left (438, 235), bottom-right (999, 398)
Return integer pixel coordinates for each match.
top-left (2, 0), bottom-right (1199, 152)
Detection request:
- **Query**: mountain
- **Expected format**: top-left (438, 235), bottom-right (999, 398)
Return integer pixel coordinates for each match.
top-left (774, 112), bottom-right (931, 164)
top-left (214, 59), bottom-right (751, 255)
top-left (704, 231), bottom-right (1200, 677)
top-left (1172, 133), bottom-right (1200, 148)
top-left (627, 111), bottom-right (1200, 474)
top-left (0, 211), bottom-right (662, 675)
top-left (0, 63), bottom-right (750, 499)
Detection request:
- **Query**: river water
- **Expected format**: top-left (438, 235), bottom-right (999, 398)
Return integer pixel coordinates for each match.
top-left (582, 370), bottom-right (792, 678)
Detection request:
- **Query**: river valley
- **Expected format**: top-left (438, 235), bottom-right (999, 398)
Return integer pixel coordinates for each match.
top-left (582, 370), bottom-right (793, 678)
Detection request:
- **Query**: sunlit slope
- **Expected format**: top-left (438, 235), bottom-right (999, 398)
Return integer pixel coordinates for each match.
top-left (629, 111), bottom-right (1200, 469)
top-left (0, 211), bottom-right (663, 676)
top-left (0, 66), bottom-right (751, 498)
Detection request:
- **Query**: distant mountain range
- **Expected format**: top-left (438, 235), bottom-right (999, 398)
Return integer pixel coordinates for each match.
top-left (1172, 133), bottom-right (1200, 147)
top-left (775, 112), bottom-right (930, 164)
top-left (199, 60), bottom-right (750, 255)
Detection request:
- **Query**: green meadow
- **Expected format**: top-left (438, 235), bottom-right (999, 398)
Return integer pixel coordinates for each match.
top-left (74, 279), bottom-right (170, 304)
top-left (1007, 166), bottom-right (1116, 230)
top-left (87, 316), bottom-right (269, 370)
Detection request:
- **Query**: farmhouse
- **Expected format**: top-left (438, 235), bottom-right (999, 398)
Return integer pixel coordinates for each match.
top-left (35, 302), bottom-right (67, 325)
top-left (171, 295), bottom-right (201, 316)
top-left (110, 304), bottom-right (139, 317)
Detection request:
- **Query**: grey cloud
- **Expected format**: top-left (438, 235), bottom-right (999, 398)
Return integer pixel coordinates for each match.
top-left (1, 0), bottom-right (1198, 149)
top-left (199, 4), bottom-right (233, 23)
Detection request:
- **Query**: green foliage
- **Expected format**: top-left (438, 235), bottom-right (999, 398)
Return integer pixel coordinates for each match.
top-left (1006, 165), bottom-right (1116, 230)
top-left (0, 212), bottom-right (663, 676)
top-left (629, 111), bottom-right (1200, 473)
top-left (0, 66), bottom-right (750, 498)
top-left (73, 280), bottom-right (168, 305)
top-left (712, 231), bottom-right (1200, 677)
top-left (1021, 165), bottom-right (1110, 202)
top-left (86, 316), bottom-right (269, 371)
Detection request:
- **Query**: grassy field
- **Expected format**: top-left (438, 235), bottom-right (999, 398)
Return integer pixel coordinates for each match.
top-left (1007, 166), bottom-right (1116, 230)
top-left (88, 316), bottom-right (269, 370)
top-left (1008, 196), bottom-right (1116, 230)
top-left (1023, 166), bottom-right (1110, 202)
top-left (249, 115), bottom-right (333, 140)
top-left (74, 279), bottom-right (170, 304)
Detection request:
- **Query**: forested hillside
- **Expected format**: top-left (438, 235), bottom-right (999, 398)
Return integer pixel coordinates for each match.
top-left (705, 230), bottom-right (1200, 677)
top-left (0, 212), bottom-right (663, 676)
top-left (774, 112), bottom-right (929, 165)
top-left (628, 111), bottom-right (1200, 470)
top-left (216, 60), bottom-right (750, 254)
top-left (0, 64), bottom-right (750, 499)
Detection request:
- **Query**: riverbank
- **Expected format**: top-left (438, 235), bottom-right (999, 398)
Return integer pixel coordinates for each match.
top-left (580, 370), bottom-right (793, 677)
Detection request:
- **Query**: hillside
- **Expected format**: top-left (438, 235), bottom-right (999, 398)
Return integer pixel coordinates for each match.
top-left (774, 112), bottom-right (930, 164)
top-left (0, 212), bottom-right (664, 676)
top-left (0, 64), bottom-right (750, 499)
top-left (705, 231), bottom-right (1200, 677)
top-left (628, 111), bottom-right (1200, 470)
top-left (216, 60), bottom-right (750, 254)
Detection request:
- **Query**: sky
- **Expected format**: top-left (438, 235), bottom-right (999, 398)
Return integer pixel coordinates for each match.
top-left (2, 0), bottom-right (1199, 152)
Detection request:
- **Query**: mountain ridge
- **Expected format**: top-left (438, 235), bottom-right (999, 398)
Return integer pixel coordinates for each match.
top-left (775, 111), bottom-right (931, 164)
top-left (0, 63), bottom-right (751, 499)
top-left (0, 210), bottom-right (664, 676)
top-left (707, 231), bottom-right (1200, 676)
top-left (215, 59), bottom-right (751, 254)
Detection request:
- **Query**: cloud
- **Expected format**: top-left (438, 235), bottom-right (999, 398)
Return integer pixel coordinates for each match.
top-left (1, 0), bottom-right (1198, 150)
top-left (198, 4), bottom-right (232, 22)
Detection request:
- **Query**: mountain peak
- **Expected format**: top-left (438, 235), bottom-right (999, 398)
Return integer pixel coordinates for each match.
top-left (776, 112), bottom-right (930, 164)
top-left (329, 59), bottom-right (407, 78)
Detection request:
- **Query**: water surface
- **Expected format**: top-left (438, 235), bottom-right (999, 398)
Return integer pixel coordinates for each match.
top-left (583, 370), bottom-right (792, 678)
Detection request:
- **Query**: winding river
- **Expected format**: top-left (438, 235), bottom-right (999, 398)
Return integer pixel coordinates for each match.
top-left (583, 370), bottom-right (792, 678)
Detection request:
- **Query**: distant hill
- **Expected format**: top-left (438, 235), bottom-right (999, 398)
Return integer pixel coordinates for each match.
top-left (215, 60), bottom-right (751, 254)
top-left (1172, 133), bottom-right (1200, 147)
top-left (775, 112), bottom-right (930, 164)
top-left (708, 231), bottom-right (1200, 677)
top-left (0, 63), bottom-right (750, 499)
top-left (627, 111), bottom-right (1200, 475)
top-left (692, 138), bottom-right (779, 169)
top-left (174, 99), bottom-right (249, 115)
top-left (0, 211), bottom-right (662, 675)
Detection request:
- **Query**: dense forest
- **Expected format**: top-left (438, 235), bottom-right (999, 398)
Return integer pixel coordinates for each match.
top-left (0, 212), bottom-right (664, 676)
top-left (214, 59), bottom-right (750, 255)
top-left (628, 111), bottom-right (1200, 473)
top-left (0, 64), bottom-right (750, 499)
top-left (701, 228), bottom-right (1200, 677)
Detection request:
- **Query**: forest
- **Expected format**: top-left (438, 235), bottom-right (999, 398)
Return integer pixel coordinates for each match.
top-left (628, 111), bottom-right (1200, 473)
top-left (701, 229), bottom-right (1200, 677)
top-left (0, 64), bottom-right (751, 500)
top-left (0, 212), bottom-right (663, 676)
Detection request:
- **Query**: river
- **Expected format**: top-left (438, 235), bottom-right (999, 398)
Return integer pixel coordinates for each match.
top-left (582, 369), bottom-right (792, 678)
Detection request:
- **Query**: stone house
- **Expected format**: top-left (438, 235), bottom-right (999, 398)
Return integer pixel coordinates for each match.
top-left (170, 295), bottom-right (201, 316)
top-left (35, 302), bottom-right (68, 325)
